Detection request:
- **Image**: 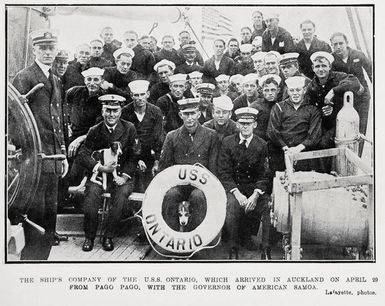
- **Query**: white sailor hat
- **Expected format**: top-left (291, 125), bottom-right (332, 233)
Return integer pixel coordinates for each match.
top-left (285, 76), bottom-right (307, 88)
top-left (177, 98), bottom-right (200, 112)
top-left (128, 80), bottom-right (150, 93)
top-left (113, 47), bottom-right (135, 60)
top-left (259, 74), bottom-right (282, 86)
top-left (239, 44), bottom-right (253, 53)
top-left (243, 73), bottom-right (259, 85)
top-left (215, 74), bottom-right (230, 82)
top-left (213, 96), bottom-right (233, 111)
top-left (280, 52), bottom-right (299, 65)
top-left (265, 51), bottom-right (282, 61)
top-left (98, 94), bottom-right (126, 108)
top-left (251, 51), bottom-right (267, 61)
top-left (252, 36), bottom-right (263, 45)
top-left (153, 59), bottom-right (176, 72)
top-left (168, 73), bottom-right (187, 83)
top-left (89, 38), bottom-right (104, 46)
top-left (81, 67), bottom-right (105, 78)
top-left (264, 12), bottom-right (279, 20)
top-left (310, 51), bottom-right (334, 64)
top-left (196, 83), bottom-right (215, 94)
top-left (229, 74), bottom-right (244, 84)
top-left (188, 71), bottom-right (203, 78)
top-left (235, 107), bottom-right (259, 122)
top-left (30, 29), bottom-right (58, 46)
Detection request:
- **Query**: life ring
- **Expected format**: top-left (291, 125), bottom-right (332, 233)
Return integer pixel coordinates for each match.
top-left (141, 164), bottom-right (226, 255)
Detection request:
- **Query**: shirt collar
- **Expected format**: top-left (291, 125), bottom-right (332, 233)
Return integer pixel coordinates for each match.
top-left (105, 123), bottom-right (118, 132)
top-left (35, 59), bottom-right (51, 77)
top-left (239, 133), bottom-right (253, 147)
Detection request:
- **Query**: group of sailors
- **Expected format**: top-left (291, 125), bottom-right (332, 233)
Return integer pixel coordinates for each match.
top-left (11, 9), bottom-right (372, 260)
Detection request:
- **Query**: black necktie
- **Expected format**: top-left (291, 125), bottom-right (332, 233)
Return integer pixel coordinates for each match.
top-left (48, 68), bottom-right (54, 86)
top-left (109, 127), bottom-right (114, 134)
top-left (240, 139), bottom-right (247, 150)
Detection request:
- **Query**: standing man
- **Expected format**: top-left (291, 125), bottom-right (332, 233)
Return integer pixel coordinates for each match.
top-left (123, 30), bottom-right (156, 80)
top-left (121, 80), bottom-right (164, 192)
top-left (78, 95), bottom-right (137, 252)
top-left (175, 43), bottom-right (202, 74)
top-left (251, 10), bottom-right (267, 40)
top-left (12, 29), bottom-right (69, 259)
top-left (330, 32), bottom-right (372, 155)
top-left (62, 43), bottom-right (91, 91)
top-left (235, 44), bottom-right (255, 75)
top-left (100, 26), bottom-right (122, 64)
top-left (295, 20), bottom-right (332, 79)
top-left (156, 74), bottom-right (191, 133)
top-left (149, 59), bottom-right (176, 103)
top-left (267, 76), bottom-right (322, 173)
top-left (101, 48), bottom-right (137, 102)
top-left (158, 98), bottom-right (218, 227)
top-left (203, 96), bottom-right (238, 147)
top-left (262, 12), bottom-right (294, 54)
top-left (307, 51), bottom-right (362, 150)
top-left (224, 38), bottom-right (240, 61)
top-left (149, 36), bottom-right (161, 53)
top-left (86, 38), bottom-right (113, 69)
top-left (218, 107), bottom-right (271, 259)
top-left (177, 31), bottom-right (204, 66)
top-left (154, 35), bottom-right (182, 65)
top-left (195, 83), bottom-right (215, 124)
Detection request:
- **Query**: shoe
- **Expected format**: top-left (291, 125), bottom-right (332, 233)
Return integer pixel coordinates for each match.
top-left (82, 238), bottom-right (94, 252)
top-left (102, 237), bottom-right (114, 251)
top-left (228, 247), bottom-right (239, 260)
top-left (260, 247), bottom-right (272, 260)
top-left (55, 232), bottom-right (68, 242)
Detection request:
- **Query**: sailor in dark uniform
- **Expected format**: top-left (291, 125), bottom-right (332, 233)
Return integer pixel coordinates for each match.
top-left (78, 95), bottom-right (137, 252)
top-left (235, 44), bottom-right (255, 75)
top-left (158, 98), bottom-right (218, 230)
top-left (175, 43), bottom-right (202, 74)
top-left (232, 73), bottom-right (260, 114)
top-left (12, 29), bottom-right (69, 259)
top-left (121, 80), bottom-right (164, 192)
top-left (86, 38), bottom-right (113, 69)
top-left (218, 107), bottom-right (271, 259)
top-left (195, 83), bottom-right (215, 124)
top-left (100, 26), bottom-right (122, 64)
top-left (101, 47), bottom-right (137, 102)
top-left (250, 51), bottom-right (267, 78)
top-left (149, 59), bottom-right (176, 103)
top-left (153, 35), bottom-right (182, 65)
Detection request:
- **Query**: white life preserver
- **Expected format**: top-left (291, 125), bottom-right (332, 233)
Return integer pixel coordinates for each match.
top-left (141, 164), bottom-right (226, 255)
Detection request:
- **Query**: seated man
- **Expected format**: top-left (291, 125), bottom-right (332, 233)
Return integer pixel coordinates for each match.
top-left (78, 95), bottom-right (137, 252)
top-left (121, 80), bottom-right (163, 192)
top-left (159, 98), bottom-right (218, 231)
top-left (267, 76), bottom-right (322, 173)
top-left (203, 95), bottom-right (238, 147)
top-left (218, 107), bottom-right (271, 259)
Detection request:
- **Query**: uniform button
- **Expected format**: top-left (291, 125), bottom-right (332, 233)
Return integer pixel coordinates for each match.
top-left (52, 116), bottom-right (54, 119)
top-left (185, 154), bottom-right (188, 156)
top-left (198, 154), bottom-right (200, 157)
top-left (248, 175), bottom-right (250, 178)
top-left (59, 129), bottom-right (61, 132)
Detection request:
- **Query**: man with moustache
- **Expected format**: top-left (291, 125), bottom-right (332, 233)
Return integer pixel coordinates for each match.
top-left (78, 95), bottom-right (137, 252)
top-left (101, 48), bottom-right (137, 102)
top-left (121, 80), bottom-right (163, 192)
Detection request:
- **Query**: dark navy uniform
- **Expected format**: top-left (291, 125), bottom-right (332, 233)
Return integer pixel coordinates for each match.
top-left (202, 56), bottom-right (235, 84)
top-left (13, 61), bottom-right (66, 260)
top-left (103, 67), bottom-right (138, 102)
top-left (249, 98), bottom-right (274, 141)
top-left (203, 118), bottom-right (238, 148)
top-left (177, 47), bottom-right (204, 66)
top-left (62, 61), bottom-right (86, 91)
top-left (156, 93), bottom-right (188, 133)
top-left (295, 37), bottom-right (332, 79)
top-left (234, 60), bottom-right (255, 76)
top-left (132, 44), bottom-right (156, 80)
top-left (102, 39), bottom-right (122, 64)
top-left (154, 48), bottom-right (182, 65)
top-left (262, 27), bottom-right (295, 54)
top-left (85, 56), bottom-right (113, 69)
top-left (174, 62), bottom-right (202, 74)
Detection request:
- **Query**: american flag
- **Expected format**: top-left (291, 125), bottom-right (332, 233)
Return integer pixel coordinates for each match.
top-left (201, 7), bottom-right (234, 42)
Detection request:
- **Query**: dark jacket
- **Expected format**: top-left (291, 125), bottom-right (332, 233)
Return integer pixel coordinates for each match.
top-left (62, 61), bottom-right (86, 91)
top-left (202, 56), bottom-right (235, 84)
top-left (159, 124), bottom-right (218, 174)
top-left (332, 47), bottom-right (372, 90)
top-left (78, 119), bottom-right (137, 178)
top-left (262, 26), bottom-right (295, 54)
top-left (121, 102), bottom-right (164, 161)
top-left (132, 44), bottom-right (156, 80)
top-left (102, 39), bottom-right (122, 64)
top-left (12, 62), bottom-right (65, 174)
top-left (65, 86), bottom-right (103, 140)
top-left (177, 47), bottom-right (205, 66)
top-left (218, 133), bottom-right (270, 195)
top-left (295, 37), bottom-right (332, 79)
top-left (154, 48), bottom-right (182, 65)
top-left (85, 56), bottom-right (113, 69)
top-left (249, 98), bottom-right (275, 141)
top-left (234, 60), bottom-right (255, 76)
top-left (156, 93), bottom-right (185, 133)
top-left (203, 119), bottom-right (238, 148)
top-left (174, 62), bottom-right (202, 74)
top-left (103, 67), bottom-right (138, 102)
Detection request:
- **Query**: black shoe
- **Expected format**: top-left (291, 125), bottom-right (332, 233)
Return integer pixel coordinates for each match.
top-left (55, 232), bottom-right (68, 241)
top-left (260, 247), bottom-right (272, 260)
top-left (228, 247), bottom-right (239, 260)
top-left (102, 237), bottom-right (114, 251)
top-left (82, 238), bottom-right (94, 252)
